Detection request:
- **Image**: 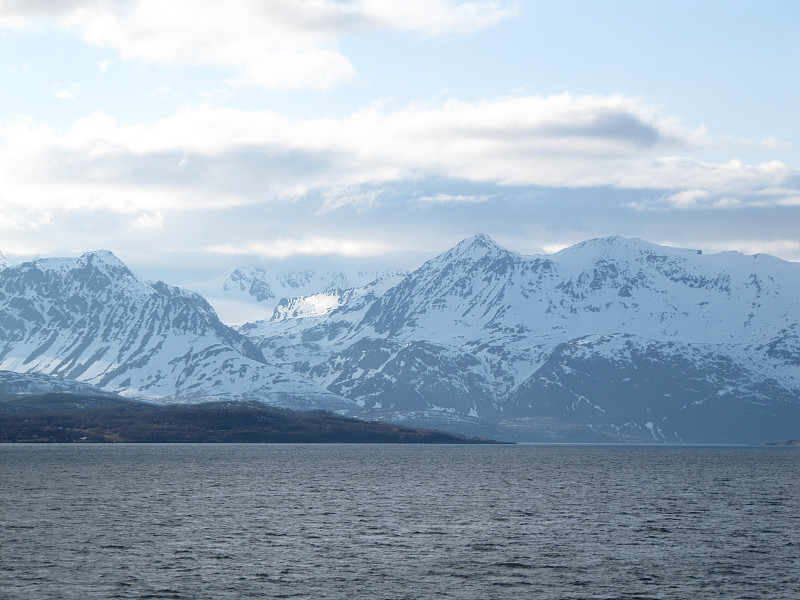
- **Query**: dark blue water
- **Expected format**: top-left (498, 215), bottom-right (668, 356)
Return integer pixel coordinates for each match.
top-left (1, 444), bottom-right (798, 599)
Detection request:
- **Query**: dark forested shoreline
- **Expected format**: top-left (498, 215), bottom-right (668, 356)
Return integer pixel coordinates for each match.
top-left (0, 393), bottom-right (498, 444)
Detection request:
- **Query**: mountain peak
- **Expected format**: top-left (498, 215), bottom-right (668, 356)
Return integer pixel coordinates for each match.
top-left (462, 233), bottom-right (501, 248)
top-left (566, 235), bottom-right (647, 251)
top-left (80, 250), bottom-right (127, 268)
top-left (443, 234), bottom-right (508, 262)
top-left (30, 249), bottom-right (130, 275)
top-left (554, 236), bottom-right (701, 263)
top-left (0, 250), bottom-right (8, 270)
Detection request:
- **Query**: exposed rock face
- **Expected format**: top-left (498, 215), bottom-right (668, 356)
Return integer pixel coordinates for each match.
top-left (242, 235), bottom-right (800, 442)
top-left (1, 236), bottom-right (798, 442)
top-left (0, 251), bottom-right (352, 409)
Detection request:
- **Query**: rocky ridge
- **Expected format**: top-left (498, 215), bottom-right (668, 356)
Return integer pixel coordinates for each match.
top-left (1, 236), bottom-right (798, 443)
top-left (0, 251), bottom-right (351, 410)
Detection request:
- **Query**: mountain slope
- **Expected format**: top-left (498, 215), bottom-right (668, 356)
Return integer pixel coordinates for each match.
top-left (504, 333), bottom-right (800, 443)
top-left (2, 238), bottom-right (797, 442)
top-left (0, 398), bottom-right (494, 443)
top-left (0, 252), bottom-right (352, 409)
top-left (359, 234), bottom-right (797, 345)
top-left (195, 266), bottom-right (407, 324)
top-left (0, 369), bottom-right (118, 399)
top-left (241, 235), bottom-right (800, 442)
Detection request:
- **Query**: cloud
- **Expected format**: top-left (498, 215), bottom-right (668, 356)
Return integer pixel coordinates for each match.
top-left (663, 189), bottom-right (712, 208)
top-left (416, 193), bottom-right (493, 205)
top-left (3, 60), bottom-right (31, 74)
top-left (316, 188), bottom-right (381, 213)
top-left (1, 94), bottom-right (795, 222)
top-left (0, 93), bottom-right (796, 273)
top-left (356, 0), bottom-right (517, 36)
top-left (205, 236), bottom-right (400, 259)
top-left (0, 208), bottom-right (51, 232)
top-left (132, 211), bottom-right (164, 229)
top-left (1, 0), bottom-right (516, 90)
top-left (54, 82), bottom-right (81, 100)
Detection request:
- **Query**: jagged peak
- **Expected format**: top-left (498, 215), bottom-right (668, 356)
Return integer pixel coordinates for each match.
top-left (0, 250), bottom-right (9, 270)
top-left (224, 266), bottom-right (266, 281)
top-left (7, 251), bottom-right (155, 298)
top-left (461, 233), bottom-right (503, 250)
top-left (79, 249), bottom-right (128, 268)
top-left (29, 249), bottom-right (129, 273)
top-left (438, 234), bottom-right (510, 263)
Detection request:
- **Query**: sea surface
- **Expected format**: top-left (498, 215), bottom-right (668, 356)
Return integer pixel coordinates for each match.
top-left (1, 444), bottom-right (799, 600)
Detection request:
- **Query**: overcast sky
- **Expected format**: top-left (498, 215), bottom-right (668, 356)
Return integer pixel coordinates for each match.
top-left (1, 0), bottom-right (798, 283)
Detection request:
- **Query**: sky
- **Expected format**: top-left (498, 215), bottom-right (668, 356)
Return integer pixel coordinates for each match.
top-left (1, 0), bottom-right (799, 285)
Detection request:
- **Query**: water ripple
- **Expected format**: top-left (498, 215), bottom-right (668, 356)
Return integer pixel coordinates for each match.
top-left (1, 444), bottom-right (799, 599)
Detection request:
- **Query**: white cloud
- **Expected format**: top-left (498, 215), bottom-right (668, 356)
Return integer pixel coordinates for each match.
top-left (316, 188), bottom-right (380, 213)
top-left (132, 211), bottom-right (164, 229)
top-left (417, 193), bottom-right (493, 205)
top-left (149, 86), bottom-right (177, 99)
top-left (97, 59), bottom-right (112, 72)
top-left (356, 0), bottom-right (517, 36)
top-left (3, 60), bottom-right (31, 74)
top-left (54, 82), bottom-right (81, 100)
top-left (663, 189), bottom-right (712, 208)
top-left (0, 94), bottom-right (797, 224)
top-left (1, 0), bottom-right (516, 90)
top-left (206, 237), bottom-right (399, 259)
top-left (0, 208), bottom-right (51, 231)
top-left (759, 137), bottom-right (792, 152)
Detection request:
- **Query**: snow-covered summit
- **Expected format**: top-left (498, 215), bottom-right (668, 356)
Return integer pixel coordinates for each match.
top-left (365, 233), bottom-right (800, 343)
top-left (237, 234), bottom-right (800, 442)
top-left (553, 236), bottom-right (701, 264)
top-left (0, 250), bottom-right (353, 409)
top-left (193, 264), bottom-right (408, 324)
top-left (2, 236), bottom-right (798, 442)
top-left (35, 249), bottom-right (128, 271)
top-left (440, 233), bottom-right (509, 261)
top-left (266, 271), bottom-right (409, 323)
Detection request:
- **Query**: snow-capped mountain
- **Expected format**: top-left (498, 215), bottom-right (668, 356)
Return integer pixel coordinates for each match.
top-left (0, 251), bottom-right (9, 270)
top-left (198, 266), bottom-right (407, 324)
top-left (1, 237), bottom-right (798, 442)
top-left (240, 235), bottom-right (800, 442)
top-left (0, 251), bottom-right (352, 409)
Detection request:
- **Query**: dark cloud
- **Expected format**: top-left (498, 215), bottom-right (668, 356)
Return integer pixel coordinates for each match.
top-left (541, 112), bottom-right (660, 147)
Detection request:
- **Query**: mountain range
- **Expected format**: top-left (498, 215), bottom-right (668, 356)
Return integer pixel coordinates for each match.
top-left (0, 251), bottom-right (347, 410)
top-left (1, 235), bottom-right (798, 443)
top-left (196, 266), bottom-right (407, 324)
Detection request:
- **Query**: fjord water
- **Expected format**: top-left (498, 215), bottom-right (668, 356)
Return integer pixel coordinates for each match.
top-left (2, 444), bottom-right (798, 600)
